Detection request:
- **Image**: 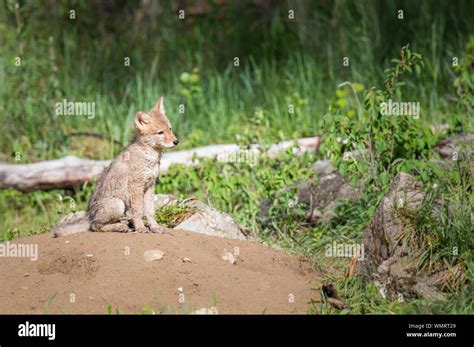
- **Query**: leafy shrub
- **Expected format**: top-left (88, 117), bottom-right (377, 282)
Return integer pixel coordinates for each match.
top-left (322, 45), bottom-right (438, 194)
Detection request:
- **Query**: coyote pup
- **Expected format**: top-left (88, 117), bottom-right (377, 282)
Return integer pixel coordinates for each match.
top-left (53, 97), bottom-right (178, 237)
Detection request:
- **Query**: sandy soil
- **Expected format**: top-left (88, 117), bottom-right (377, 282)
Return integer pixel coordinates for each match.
top-left (0, 230), bottom-right (320, 314)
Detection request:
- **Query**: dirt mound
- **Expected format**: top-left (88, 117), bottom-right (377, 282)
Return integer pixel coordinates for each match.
top-left (0, 231), bottom-right (319, 314)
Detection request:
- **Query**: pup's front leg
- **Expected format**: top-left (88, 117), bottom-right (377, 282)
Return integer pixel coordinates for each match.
top-left (144, 186), bottom-right (167, 234)
top-left (131, 185), bottom-right (148, 233)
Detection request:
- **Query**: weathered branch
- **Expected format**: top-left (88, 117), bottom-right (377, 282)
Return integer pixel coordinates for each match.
top-left (0, 137), bottom-right (320, 192)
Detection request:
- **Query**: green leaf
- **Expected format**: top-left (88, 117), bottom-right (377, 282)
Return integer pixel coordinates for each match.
top-left (179, 72), bottom-right (191, 83)
top-left (336, 89), bottom-right (348, 98)
top-left (336, 98), bottom-right (348, 108)
top-left (353, 83), bottom-right (365, 93)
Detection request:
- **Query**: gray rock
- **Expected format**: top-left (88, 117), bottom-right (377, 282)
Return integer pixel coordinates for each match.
top-left (192, 307), bottom-right (218, 314)
top-left (143, 249), bottom-right (165, 262)
top-left (357, 172), bottom-right (445, 301)
top-left (433, 132), bottom-right (473, 161)
top-left (154, 194), bottom-right (251, 240)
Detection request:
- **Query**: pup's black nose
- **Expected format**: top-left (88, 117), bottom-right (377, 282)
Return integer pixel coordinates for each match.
top-left (173, 140), bottom-right (179, 145)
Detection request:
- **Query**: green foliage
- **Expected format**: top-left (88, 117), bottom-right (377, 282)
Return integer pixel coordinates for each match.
top-left (1, 1), bottom-right (473, 159)
top-left (394, 160), bottom-right (473, 292)
top-left (312, 276), bottom-right (409, 314)
top-left (179, 68), bottom-right (203, 100)
top-left (0, 186), bottom-right (91, 241)
top-left (322, 46), bottom-right (439, 194)
top-left (235, 106), bottom-right (272, 148)
top-left (414, 263), bottom-right (474, 314)
top-left (453, 35), bottom-right (474, 116)
top-left (154, 204), bottom-right (195, 228)
top-left (157, 148), bottom-right (316, 235)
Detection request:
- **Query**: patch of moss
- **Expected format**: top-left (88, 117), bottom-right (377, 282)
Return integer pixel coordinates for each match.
top-left (154, 205), bottom-right (195, 228)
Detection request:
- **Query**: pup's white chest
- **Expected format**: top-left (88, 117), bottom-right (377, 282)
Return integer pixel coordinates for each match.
top-left (146, 162), bottom-right (160, 179)
top-left (143, 151), bottom-right (162, 184)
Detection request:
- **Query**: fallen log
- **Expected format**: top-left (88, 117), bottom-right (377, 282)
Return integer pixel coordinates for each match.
top-left (0, 137), bottom-right (320, 192)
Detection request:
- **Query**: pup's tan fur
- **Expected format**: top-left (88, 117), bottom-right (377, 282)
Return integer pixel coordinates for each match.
top-left (53, 97), bottom-right (178, 237)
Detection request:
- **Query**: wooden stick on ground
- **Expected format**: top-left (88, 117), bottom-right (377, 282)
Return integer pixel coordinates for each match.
top-left (0, 137), bottom-right (320, 192)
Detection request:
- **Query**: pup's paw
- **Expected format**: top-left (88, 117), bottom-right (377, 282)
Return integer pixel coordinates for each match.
top-left (116, 224), bottom-right (130, 233)
top-left (135, 226), bottom-right (150, 233)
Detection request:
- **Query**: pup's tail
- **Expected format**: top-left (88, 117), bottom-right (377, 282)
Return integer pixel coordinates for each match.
top-left (52, 211), bottom-right (91, 237)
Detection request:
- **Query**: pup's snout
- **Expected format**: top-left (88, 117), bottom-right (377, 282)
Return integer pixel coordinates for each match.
top-left (173, 140), bottom-right (179, 145)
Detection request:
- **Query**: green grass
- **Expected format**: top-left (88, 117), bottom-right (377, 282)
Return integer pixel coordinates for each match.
top-left (394, 160), bottom-right (473, 292)
top-left (1, 1), bottom-right (473, 161)
top-left (154, 204), bottom-right (196, 228)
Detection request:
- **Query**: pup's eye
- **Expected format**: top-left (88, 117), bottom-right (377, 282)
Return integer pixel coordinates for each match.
top-left (157, 131), bottom-right (164, 135)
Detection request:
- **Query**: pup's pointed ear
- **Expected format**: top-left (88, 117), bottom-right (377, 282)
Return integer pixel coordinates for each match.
top-left (134, 111), bottom-right (150, 131)
top-left (153, 96), bottom-right (165, 114)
